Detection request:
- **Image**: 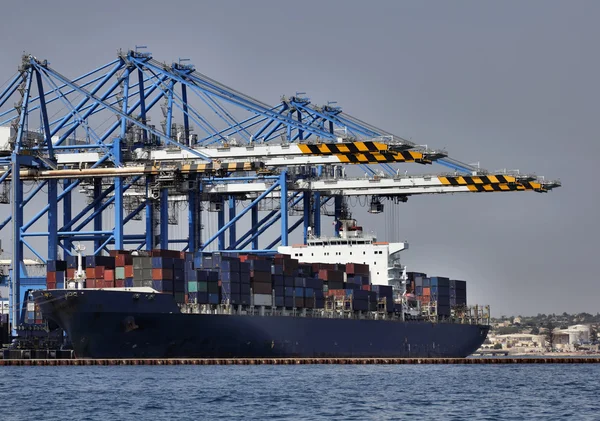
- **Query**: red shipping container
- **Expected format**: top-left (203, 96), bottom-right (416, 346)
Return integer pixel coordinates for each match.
top-left (85, 279), bottom-right (96, 288)
top-left (67, 268), bottom-right (76, 278)
top-left (125, 265), bottom-right (134, 278)
top-left (361, 285), bottom-right (371, 291)
top-left (152, 268), bottom-right (173, 280)
top-left (346, 263), bottom-right (370, 275)
top-left (46, 281), bottom-right (56, 290)
top-left (85, 268), bottom-right (95, 279)
top-left (46, 272), bottom-right (57, 283)
top-left (104, 269), bottom-right (115, 281)
top-left (94, 266), bottom-right (105, 279)
top-left (103, 280), bottom-right (115, 288)
top-left (115, 255), bottom-right (126, 266)
top-left (115, 280), bottom-right (125, 288)
top-left (423, 287), bottom-right (430, 296)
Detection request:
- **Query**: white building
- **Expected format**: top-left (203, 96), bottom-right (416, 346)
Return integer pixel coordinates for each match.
top-left (553, 325), bottom-right (591, 351)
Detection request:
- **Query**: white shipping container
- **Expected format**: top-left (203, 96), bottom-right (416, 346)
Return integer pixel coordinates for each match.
top-left (27, 302), bottom-right (36, 312)
top-left (253, 293), bottom-right (273, 307)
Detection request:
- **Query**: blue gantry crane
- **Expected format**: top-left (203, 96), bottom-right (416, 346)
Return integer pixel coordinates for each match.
top-left (0, 50), bottom-right (560, 332)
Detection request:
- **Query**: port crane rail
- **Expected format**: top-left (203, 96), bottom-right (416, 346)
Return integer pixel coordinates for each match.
top-left (0, 50), bottom-right (560, 331)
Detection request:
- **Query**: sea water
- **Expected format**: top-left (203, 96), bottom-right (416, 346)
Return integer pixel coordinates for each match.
top-left (1, 364), bottom-right (599, 420)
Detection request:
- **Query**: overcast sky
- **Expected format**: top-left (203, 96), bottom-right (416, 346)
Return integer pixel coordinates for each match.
top-left (0, 0), bottom-right (598, 316)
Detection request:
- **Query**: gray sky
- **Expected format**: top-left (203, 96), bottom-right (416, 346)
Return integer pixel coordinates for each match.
top-left (0, 0), bottom-right (597, 316)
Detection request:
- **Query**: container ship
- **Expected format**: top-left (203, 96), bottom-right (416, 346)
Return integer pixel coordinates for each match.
top-left (32, 220), bottom-right (490, 359)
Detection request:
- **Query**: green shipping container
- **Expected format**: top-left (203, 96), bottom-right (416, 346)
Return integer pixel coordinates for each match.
top-left (198, 281), bottom-right (208, 293)
top-left (188, 281), bottom-right (198, 292)
top-left (115, 267), bottom-right (126, 280)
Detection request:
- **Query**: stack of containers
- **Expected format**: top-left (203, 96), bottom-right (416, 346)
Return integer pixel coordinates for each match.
top-left (151, 256), bottom-right (174, 294)
top-left (430, 276), bottom-right (451, 318)
top-left (268, 257), bottom-right (286, 307)
top-left (304, 277), bottom-right (324, 309)
top-left (133, 255), bottom-right (153, 288)
top-left (172, 257), bottom-right (186, 303)
top-left (186, 269), bottom-right (219, 304)
top-left (347, 263), bottom-right (370, 287)
top-left (420, 277), bottom-right (431, 304)
top-left (451, 280), bottom-right (467, 307)
top-left (370, 285), bottom-right (394, 312)
top-left (46, 260), bottom-right (67, 289)
top-left (85, 255), bottom-right (116, 288)
top-left (249, 256), bottom-right (272, 307)
top-left (326, 289), bottom-right (375, 311)
top-left (317, 269), bottom-right (344, 291)
top-left (205, 254), bottom-right (235, 305)
top-left (406, 272), bottom-right (427, 294)
top-left (183, 252), bottom-right (195, 294)
top-left (66, 255), bottom-right (81, 285)
top-left (110, 251), bottom-right (133, 288)
top-left (219, 256), bottom-right (240, 305)
top-left (239, 259), bottom-right (251, 305)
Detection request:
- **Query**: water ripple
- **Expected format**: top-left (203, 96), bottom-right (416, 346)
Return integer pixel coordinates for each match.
top-left (0, 364), bottom-right (599, 420)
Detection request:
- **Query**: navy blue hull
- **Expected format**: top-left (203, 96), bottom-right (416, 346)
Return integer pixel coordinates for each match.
top-left (34, 289), bottom-right (489, 359)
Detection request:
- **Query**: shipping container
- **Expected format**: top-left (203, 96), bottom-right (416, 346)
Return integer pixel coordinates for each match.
top-left (253, 294), bottom-right (273, 306)
top-left (220, 282), bottom-right (240, 295)
top-left (221, 271), bottom-right (241, 283)
top-left (251, 281), bottom-right (272, 295)
top-left (430, 277), bottom-right (450, 288)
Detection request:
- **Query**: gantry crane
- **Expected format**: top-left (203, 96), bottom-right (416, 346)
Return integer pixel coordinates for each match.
top-left (0, 50), bottom-right (560, 330)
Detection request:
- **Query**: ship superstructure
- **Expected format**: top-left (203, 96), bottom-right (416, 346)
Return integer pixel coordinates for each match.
top-left (279, 219), bottom-right (407, 288)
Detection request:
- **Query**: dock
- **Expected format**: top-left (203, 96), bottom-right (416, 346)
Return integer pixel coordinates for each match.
top-left (1, 357), bottom-right (600, 366)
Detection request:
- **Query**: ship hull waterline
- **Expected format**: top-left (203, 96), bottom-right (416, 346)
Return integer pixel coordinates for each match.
top-left (34, 289), bottom-right (489, 359)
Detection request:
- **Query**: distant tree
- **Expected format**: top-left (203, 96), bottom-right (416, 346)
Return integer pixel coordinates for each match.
top-left (544, 320), bottom-right (556, 351)
top-left (493, 343), bottom-right (503, 350)
top-left (496, 326), bottom-right (520, 335)
top-left (530, 326), bottom-right (540, 335)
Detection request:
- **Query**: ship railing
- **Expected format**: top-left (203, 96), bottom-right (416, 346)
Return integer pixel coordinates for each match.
top-left (179, 302), bottom-right (490, 324)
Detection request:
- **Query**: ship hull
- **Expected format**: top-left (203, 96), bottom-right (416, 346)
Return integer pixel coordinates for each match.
top-left (34, 289), bottom-right (489, 359)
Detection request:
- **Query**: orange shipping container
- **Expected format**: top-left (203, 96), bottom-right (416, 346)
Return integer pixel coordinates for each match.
top-left (85, 268), bottom-right (95, 278)
top-left (422, 287), bottom-right (430, 296)
top-left (46, 272), bottom-right (57, 283)
top-left (104, 270), bottom-right (114, 281)
top-left (67, 268), bottom-right (76, 278)
top-left (125, 265), bottom-right (134, 278)
top-left (46, 281), bottom-right (56, 290)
